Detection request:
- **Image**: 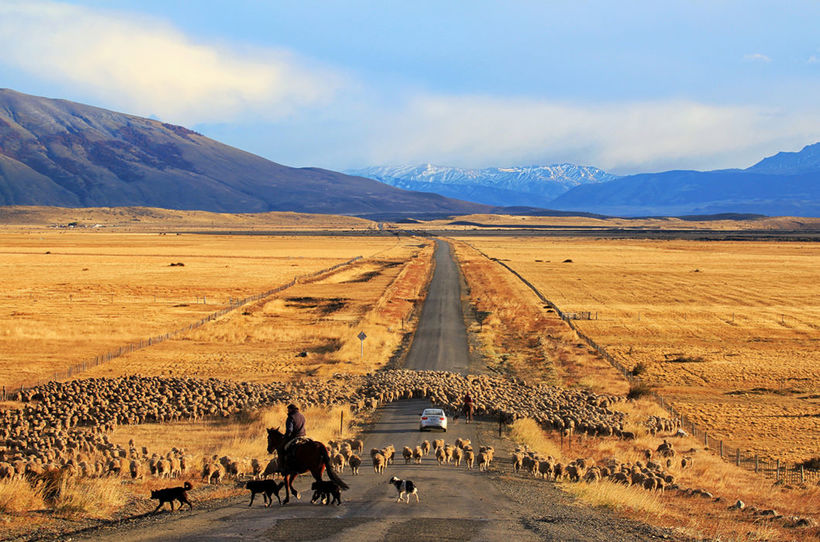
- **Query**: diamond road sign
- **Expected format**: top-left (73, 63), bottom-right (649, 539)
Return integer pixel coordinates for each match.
top-left (357, 331), bottom-right (367, 341)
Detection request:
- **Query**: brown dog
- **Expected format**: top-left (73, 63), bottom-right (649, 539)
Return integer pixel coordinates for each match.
top-left (151, 481), bottom-right (193, 512)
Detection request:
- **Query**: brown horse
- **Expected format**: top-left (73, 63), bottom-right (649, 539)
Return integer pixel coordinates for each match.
top-left (266, 427), bottom-right (349, 504)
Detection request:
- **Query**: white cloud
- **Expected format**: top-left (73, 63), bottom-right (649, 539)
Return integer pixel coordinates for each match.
top-left (0, 1), bottom-right (343, 123)
top-left (809, 55), bottom-right (819, 64)
top-left (334, 94), bottom-right (820, 173)
top-left (743, 53), bottom-right (772, 63)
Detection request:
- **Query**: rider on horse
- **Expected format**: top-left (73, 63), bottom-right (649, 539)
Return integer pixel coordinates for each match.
top-left (279, 403), bottom-right (306, 473)
top-left (463, 392), bottom-right (474, 423)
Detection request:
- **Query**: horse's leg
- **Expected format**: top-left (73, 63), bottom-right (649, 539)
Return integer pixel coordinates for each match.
top-left (282, 474), bottom-right (291, 505)
top-left (291, 474), bottom-right (300, 500)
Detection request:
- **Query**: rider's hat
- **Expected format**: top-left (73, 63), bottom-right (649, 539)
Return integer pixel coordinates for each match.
top-left (287, 403), bottom-right (298, 412)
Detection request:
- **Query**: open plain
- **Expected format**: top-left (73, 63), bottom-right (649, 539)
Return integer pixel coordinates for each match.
top-left (454, 236), bottom-right (820, 464)
top-left (1, 210), bottom-right (819, 542)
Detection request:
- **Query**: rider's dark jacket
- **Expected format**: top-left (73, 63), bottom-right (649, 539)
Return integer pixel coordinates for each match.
top-left (284, 410), bottom-right (306, 441)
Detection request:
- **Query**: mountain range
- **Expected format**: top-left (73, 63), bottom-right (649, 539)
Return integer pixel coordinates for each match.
top-left (549, 143), bottom-right (820, 217)
top-left (345, 164), bottom-right (617, 208)
top-left (1, 88), bottom-right (818, 218)
top-left (352, 145), bottom-right (820, 217)
top-left (0, 89), bottom-right (488, 216)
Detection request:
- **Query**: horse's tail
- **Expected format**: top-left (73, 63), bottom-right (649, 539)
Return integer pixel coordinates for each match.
top-left (321, 444), bottom-right (349, 490)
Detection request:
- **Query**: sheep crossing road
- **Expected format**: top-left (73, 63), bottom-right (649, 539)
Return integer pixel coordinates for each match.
top-left (78, 240), bottom-right (665, 542)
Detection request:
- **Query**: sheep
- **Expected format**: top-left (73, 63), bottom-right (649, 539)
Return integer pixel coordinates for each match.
top-left (435, 447), bottom-right (446, 466)
top-left (129, 459), bottom-right (141, 479)
top-left (413, 446), bottom-right (423, 464)
top-left (464, 449), bottom-right (475, 470)
top-left (332, 453), bottom-right (346, 473)
top-left (372, 452), bottom-right (386, 474)
top-left (382, 445), bottom-right (396, 465)
top-left (511, 452), bottom-right (524, 473)
top-left (402, 447), bottom-right (413, 464)
top-left (421, 440), bottom-right (431, 456)
top-left (477, 451), bottom-right (491, 472)
top-left (453, 446), bottom-right (464, 467)
top-left (262, 458), bottom-right (279, 479)
top-left (433, 439), bottom-right (445, 451)
top-left (349, 454), bottom-right (361, 475)
top-left (350, 439), bottom-right (364, 454)
top-left (444, 445), bottom-right (454, 464)
top-left (251, 458), bottom-right (262, 478)
top-left (156, 458), bottom-right (170, 478)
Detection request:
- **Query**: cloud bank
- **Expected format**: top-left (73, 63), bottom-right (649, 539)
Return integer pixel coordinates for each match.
top-left (2, 1), bottom-right (819, 173)
top-left (0, 1), bottom-right (342, 124)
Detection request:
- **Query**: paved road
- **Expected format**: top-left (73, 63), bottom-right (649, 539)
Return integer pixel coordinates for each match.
top-left (403, 239), bottom-right (471, 372)
top-left (76, 240), bottom-right (670, 542)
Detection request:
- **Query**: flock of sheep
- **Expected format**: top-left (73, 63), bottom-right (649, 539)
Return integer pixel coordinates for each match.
top-left (1, 369), bottom-right (632, 484)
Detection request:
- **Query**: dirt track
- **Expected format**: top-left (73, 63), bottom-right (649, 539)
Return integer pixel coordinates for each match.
top-left (74, 240), bottom-right (683, 542)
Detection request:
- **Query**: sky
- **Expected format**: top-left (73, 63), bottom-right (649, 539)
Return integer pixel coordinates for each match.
top-left (1, 0), bottom-right (819, 174)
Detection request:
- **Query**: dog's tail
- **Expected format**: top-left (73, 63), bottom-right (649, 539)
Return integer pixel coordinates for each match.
top-left (321, 444), bottom-right (349, 490)
top-left (183, 481), bottom-right (193, 490)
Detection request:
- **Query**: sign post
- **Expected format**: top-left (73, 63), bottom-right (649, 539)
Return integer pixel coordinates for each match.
top-left (357, 331), bottom-right (367, 361)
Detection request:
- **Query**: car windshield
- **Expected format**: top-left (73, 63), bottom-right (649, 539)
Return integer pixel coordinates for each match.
top-left (422, 409), bottom-right (444, 416)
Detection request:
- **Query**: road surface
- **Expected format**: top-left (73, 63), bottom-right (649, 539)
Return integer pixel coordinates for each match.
top-left (76, 240), bottom-right (674, 542)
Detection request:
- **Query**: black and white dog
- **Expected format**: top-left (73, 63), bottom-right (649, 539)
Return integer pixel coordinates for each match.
top-left (388, 476), bottom-right (419, 503)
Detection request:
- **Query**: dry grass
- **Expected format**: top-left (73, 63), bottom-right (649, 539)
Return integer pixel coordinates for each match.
top-left (0, 478), bottom-right (45, 515)
top-left (508, 418), bottom-right (563, 459)
top-left (453, 240), bottom-right (629, 394)
top-left (51, 477), bottom-right (129, 519)
top-left (458, 236), bottom-right (820, 463)
top-left (80, 240), bottom-right (433, 382)
top-left (0, 231), bottom-right (424, 387)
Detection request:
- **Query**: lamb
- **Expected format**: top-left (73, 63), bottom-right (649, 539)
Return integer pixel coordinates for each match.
top-left (452, 446), bottom-right (464, 467)
top-left (511, 452), bottom-right (524, 473)
top-left (477, 451), bottom-right (490, 471)
top-left (372, 452), bottom-right (386, 474)
top-left (464, 449), bottom-right (475, 470)
top-left (435, 447), bottom-right (447, 466)
top-left (332, 453), bottom-right (346, 473)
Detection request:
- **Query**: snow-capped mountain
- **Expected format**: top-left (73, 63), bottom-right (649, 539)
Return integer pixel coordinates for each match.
top-left (345, 164), bottom-right (618, 207)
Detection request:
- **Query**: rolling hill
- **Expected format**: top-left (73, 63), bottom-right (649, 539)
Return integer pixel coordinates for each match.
top-left (0, 89), bottom-right (489, 216)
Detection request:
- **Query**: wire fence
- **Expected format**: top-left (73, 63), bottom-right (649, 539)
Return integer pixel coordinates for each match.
top-left (463, 241), bottom-right (819, 485)
top-left (3, 256), bottom-right (362, 398)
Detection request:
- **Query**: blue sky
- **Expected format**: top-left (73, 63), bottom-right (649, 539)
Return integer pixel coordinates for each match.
top-left (1, 1), bottom-right (819, 173)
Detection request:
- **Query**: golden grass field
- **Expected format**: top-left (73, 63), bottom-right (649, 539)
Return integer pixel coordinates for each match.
top-left (0, 229), bottom-right (427, 389)
top-left (81, 239), bottom-right (433, 382)
top-left (457, 236), bottom-right (820, 464)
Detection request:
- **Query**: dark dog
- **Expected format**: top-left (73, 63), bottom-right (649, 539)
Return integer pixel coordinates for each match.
top-left (245, 479), bottom-right (285, 507)
top-left (388, 476), bottom-right (419, 503)
top-left (151, 481), bottom-right (193, 512)
top-left (310, 480), bottom-right (341, 505)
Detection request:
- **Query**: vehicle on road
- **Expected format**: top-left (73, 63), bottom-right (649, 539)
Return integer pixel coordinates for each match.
top-left (419, 408), bottom-right (447, 432)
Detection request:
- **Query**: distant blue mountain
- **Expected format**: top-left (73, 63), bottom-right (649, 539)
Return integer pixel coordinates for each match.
top-left (550, 143), bottom-right (820, 217)
top-left (345, 164), bottom-right (617, 208)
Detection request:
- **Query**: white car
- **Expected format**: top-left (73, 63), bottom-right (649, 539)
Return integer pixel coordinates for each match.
top-left (419, 408), bottom-right (448, 432)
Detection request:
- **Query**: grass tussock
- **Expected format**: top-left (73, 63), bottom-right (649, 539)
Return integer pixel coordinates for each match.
top-left (562, 479), bottom-right (666, 517)
top-left (52, 477), bottom-right (128, 519)
top-left (626, 381), bottom-right (655, 400)
top-left (0, 478), bottom-right (45, 515)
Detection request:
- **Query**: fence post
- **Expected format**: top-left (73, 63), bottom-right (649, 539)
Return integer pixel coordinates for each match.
top-left (719, 440), bottom-right (723, 457)
top-left (704, 431), bottom-right (708, 447)
top-left (776, 459), bottom-right (780, 482)
top-left (754, 455), bottom-right (758, 473)
top-left (801, 465), bottom-right (805, 484)
top-left (736, 449), bottom-right (740, 467)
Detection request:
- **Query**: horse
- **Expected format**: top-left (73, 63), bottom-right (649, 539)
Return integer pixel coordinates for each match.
top-left (266, 427), bottom-right (349, 504)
